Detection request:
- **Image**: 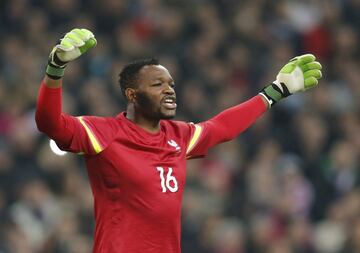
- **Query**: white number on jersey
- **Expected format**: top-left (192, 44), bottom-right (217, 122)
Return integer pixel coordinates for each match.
top-left (156, 167), bottom-right (178, 193)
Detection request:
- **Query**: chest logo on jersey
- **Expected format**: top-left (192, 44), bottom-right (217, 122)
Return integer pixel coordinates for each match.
top-left (167, 140), bottom-right (181, 152)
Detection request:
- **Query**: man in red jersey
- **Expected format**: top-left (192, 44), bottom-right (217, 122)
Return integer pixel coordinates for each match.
top-left (35, 29), bottom-right (322, 253)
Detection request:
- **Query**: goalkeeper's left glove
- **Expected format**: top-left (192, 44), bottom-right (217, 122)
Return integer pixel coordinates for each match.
top-left (260, 54), bottom-right (322, 107)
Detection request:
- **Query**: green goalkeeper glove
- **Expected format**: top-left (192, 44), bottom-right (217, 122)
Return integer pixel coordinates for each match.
top-left (260, 54), bottom-right (322, 107)
top-left (46, 28), bottom-right (97, 79)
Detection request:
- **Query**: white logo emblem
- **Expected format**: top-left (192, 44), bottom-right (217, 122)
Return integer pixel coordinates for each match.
top-left (168, 140), bottom-right (181, 151)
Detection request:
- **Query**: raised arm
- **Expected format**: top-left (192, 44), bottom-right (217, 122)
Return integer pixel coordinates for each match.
top-left (35, 29), bottom-right (97, 147)
top-left (187, 54), bottom-right (322, 158)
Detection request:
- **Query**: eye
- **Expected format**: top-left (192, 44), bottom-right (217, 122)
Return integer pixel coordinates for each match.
top-left (151, 83), bottom-right (162, 87)
top-left (170, 83), bottom-right (176, 88)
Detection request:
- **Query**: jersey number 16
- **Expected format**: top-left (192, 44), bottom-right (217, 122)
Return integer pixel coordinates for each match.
top-left (156, 167), bottom-right (178, 193)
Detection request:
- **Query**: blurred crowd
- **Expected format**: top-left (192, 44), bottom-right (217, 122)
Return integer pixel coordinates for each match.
top-left (0, 0), bottom-right (360, 252)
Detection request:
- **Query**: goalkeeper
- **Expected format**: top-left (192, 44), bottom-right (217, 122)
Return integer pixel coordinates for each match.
top-left (35, 29), bottom-right (322, 253)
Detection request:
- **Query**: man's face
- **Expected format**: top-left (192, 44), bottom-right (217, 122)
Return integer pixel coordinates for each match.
top-left (134, 65), bottom-right (177, 120)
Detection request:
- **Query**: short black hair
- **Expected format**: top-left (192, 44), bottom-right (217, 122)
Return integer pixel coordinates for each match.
top-left (118, 58), bottom-right (160, 98)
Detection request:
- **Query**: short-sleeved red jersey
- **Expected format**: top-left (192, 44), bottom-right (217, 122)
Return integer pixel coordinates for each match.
top-left (35, 82), bottom-right (266, 253)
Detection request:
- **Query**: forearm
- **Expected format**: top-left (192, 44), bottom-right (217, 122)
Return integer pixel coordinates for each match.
top-left (44, 75), bottom-right (62, 88)
top-left (35, 77), bottom-right (73, 144)
top-left (205, 95), bottom-right (267, 142)
top-left (36, 58), bottom-right (64, 132)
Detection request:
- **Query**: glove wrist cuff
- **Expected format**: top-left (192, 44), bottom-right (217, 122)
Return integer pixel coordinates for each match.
top-left (259, 92), bottom-right (274, 108)
top-left (260, 83), bottom-right (291, 107)
top-left (46, 64), bottom-right (66, 80)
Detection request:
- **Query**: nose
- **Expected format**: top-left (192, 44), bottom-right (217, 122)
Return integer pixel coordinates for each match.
top-left (163, 84), bottom-right (175, 95)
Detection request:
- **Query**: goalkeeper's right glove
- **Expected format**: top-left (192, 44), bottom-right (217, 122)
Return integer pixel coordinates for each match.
top-left (46, 28), bottom-right (97, 80)
top-left (260, 54), bottom-right (322, 107)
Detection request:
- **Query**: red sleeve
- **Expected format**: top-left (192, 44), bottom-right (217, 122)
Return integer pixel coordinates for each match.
top-left (35, 80), bottom-right (118, 155)
top-left (186, 95), bottom-right (267, 159)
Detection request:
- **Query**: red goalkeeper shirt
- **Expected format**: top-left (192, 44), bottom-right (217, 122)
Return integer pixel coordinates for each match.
top-left (35, 81), bottom-right (266, 253)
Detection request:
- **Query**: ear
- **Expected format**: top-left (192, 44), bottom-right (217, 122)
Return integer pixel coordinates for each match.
top-left (125, 88), bottom-right (137, 103)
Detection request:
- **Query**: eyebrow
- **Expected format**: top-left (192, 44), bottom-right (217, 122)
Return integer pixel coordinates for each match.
top-left (151, 76), bottom-right (174, 82)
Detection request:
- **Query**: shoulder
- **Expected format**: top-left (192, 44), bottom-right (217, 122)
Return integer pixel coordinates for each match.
top-left (78, 115), bottom-right (120, 131)
top-left (161, 119), bottom-right (196, 142)
top-left (77, 114), bottom-right (123, 153)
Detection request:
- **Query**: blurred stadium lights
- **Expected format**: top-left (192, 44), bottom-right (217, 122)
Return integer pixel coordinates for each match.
top-left (49, 139), bottom-right (67, 156)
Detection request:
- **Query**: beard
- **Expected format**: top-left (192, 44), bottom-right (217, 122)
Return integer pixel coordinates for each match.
top-left (135, 91), bottom-right (176, 120)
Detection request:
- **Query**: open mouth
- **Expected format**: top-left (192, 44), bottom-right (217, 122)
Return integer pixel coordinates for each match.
top-left (162, 97), bottom-right (177, 110)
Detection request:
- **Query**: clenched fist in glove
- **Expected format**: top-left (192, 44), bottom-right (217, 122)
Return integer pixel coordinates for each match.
top-left (260, 54), bottom-right (322, 107)
top-left (46, 28), bottom-right (97, 79)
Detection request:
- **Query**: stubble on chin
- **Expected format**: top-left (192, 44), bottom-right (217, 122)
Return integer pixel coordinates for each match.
top-left (136, 91), bottom-right (176, 120)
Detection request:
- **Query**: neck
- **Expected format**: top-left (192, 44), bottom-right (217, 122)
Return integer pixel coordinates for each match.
top-left (126, 104), bottom-right (161, 133)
